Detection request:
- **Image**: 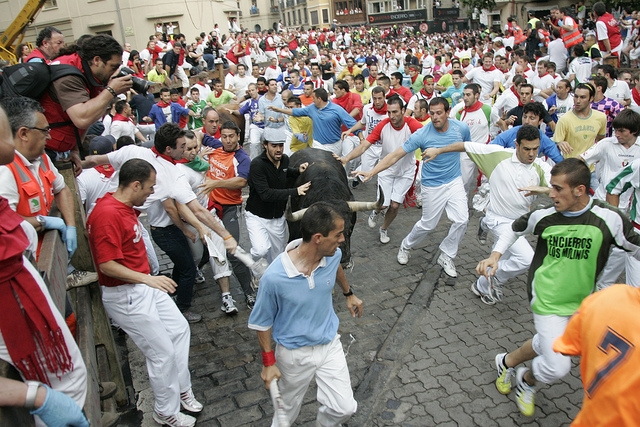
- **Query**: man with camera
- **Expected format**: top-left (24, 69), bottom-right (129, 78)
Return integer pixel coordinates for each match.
top-left (41, 34), bottom-right (133, 176)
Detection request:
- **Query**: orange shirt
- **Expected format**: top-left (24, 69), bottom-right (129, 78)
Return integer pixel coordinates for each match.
top-left (203, 135), bottom-right (250, 206)
top-left (553, 284), bottom-right (640, 426)
top-left (299, 94), bottom-right (314, 106)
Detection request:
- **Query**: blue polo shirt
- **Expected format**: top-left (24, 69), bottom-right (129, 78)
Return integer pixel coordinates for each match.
top-left (248, 239), bottom-right (341, 349)
top-left (490, 125), bottom-right (564, 164)
top-left (292, 102), bottom-right (359, 145)
top-left (402, 119), bottom-right (471, 187)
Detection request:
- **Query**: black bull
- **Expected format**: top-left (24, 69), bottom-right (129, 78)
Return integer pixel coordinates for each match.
top-left (285, 148), bottom-right (382, 266)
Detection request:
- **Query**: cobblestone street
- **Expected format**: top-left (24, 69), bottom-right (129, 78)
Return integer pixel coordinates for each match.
top-left (126, 181), bottom-right (583, 426)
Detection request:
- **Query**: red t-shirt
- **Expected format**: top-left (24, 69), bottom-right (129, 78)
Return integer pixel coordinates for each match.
top-left (394, 86), bottom-right (413, 103)
top-left (87, 193), bottom-right (150, 287)
top-left (175, 98), bottom-right (188, 128)
top-left (332, 92), bottom-right (363, 131)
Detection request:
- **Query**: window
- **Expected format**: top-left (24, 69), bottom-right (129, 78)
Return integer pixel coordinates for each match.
top-left (322, 8), bottom-right (329, 23)
top-left (310, 10), bottom-right (319, 25)
top-left (44, 0), bottom-right (57, 8)
top-left (304, 7), bottom-right (308, 22)
top-left (288, 11), bottom-right (291, 25)
top-left (298, 9), bottom-right (302, 23)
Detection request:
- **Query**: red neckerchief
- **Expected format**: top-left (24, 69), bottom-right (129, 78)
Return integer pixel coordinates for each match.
top-left (176, 158), bottom-right (189, 163)
top-left (538, 72), bottom-right (549, 78)
top-left (214, 90), bottom-right (222, 97)
top-left (157, 100), bottom-right (171, 108)
top-left (151, 146), bottom-right (176, 164)
top-left (524, 65), bottom-right (531, 72)
top-left (386, 88), bottom-right (396, 98)
top-left (348, 66), bottom-right (354, 73)
top-left (498, 67), bottom-right (508, 74)
top-left (269, 65), bottom-right (277, 69)
top-left (95, 165), bottom-right (115, 178)
top-left (373, 103), bottom-right (387, 115)
top-left (113, 113), bottom-right (133, 123)
top-left (511, 86), bottom-right (523, 106)
top-left (462, 100), bottom-right (483, 114)
top-left (0, 197), bottom-right (72, 385)
top-left (483, 65), bottom-right (497, 71)
top-left (411, 74), bottom-right (419, 83)
top-left (420, 88), bottom-right (434, 99)
top-left (369, 75), bottom-right (376, 85)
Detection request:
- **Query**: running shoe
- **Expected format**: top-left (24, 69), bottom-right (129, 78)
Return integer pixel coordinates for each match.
top-left (180, 389), bottom-right (203, 412)
top-left (494, 353), bottom-right (515, 395)
top-left (195, 268), bottom-right (205, 284)
top-left (221, 294), bottom-right (239, 315)
top-left (515, 367), bottom-right (536, 416)
top-left (379, 228), bottom-right (390, 244)
top-left (488, 275), bottom-right (504, 302)
top-left (153, 411), bottom-right (196, 427)
top-left (477, 218), bottom-right (488, 245)
top-left (246, 292), bottom-right (257, 310)
top-left (470, 280), bottom-right (497, 306)
top-left (397, 245), bottom-right (410, 265)
top-left (66, 270), bottom-right (98, 290)
top-left (367, 210), bottom-right (379, 228)
top-left (437, 252), bottom-right (457, 278)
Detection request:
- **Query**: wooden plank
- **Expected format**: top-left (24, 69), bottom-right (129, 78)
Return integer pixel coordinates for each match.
top-left (69, 286), bottom-right (102, 426)
top-left (0, 362), bottom-right (35, 426)
top-left (35, 229), bottom-right (68, 315)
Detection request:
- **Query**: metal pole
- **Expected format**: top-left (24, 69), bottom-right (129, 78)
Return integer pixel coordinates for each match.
top-left (113, 0), bottom-right (127, 44)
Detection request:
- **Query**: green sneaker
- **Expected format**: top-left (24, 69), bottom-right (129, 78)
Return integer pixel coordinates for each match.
top-left (516, 367), bottom-right (535, 416)
top-left (495, 353), bottom-right (514, 394)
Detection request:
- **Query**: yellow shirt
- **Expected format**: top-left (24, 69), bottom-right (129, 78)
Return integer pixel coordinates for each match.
top-left (289, 116), bottom-right (313, 151)
top-left (147, 69), bottom-right (167, 83)
top-left (337, 66), bottom-right (363, 80)
top-left (351, 88), bottom-right (371, 105)
top-left (553, 110), bottom-right (606, 168)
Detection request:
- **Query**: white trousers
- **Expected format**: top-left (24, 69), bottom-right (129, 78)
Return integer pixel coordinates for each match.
top-left (476, 214), bottom-right (534, 295)
top-left (175, 65), bottom-right (190, 88)
top-left (0, 256), bottom-right (87, 426)
top-left (249, 124), bottom-right (265, 160)
top-left (137, 123), bottom-right (156, 146)
top-left (272, 334), bottom-right (357, 427)
top-left (378, 172), bottom-right (413, 206)
top-left (460, 153), bottom-right (479, 194)
top-left (141, 222), bottom-right (160, 275)
top-left (265, 51), bottom-right (277, 60)
top-left (531, 313), bottom-right (571, 384)
top-left (360, 144), bottom-right (382, 172)
top-left (342, 135), bottom-right (360, 175)
top-left (184, 219), bottom-right (232, 280)
top-left (597, 227), bottom-right (640, 289)
top-left (313, 139), bottom-right (343, 156)
top-left (245, 211), bottom-right (287, 264)
top-left (402, 177), bottom-right (469, 258)
top-left (309, 44), bottom-right (320, 58)
top-left (101, 283), bottom-right (191, 416)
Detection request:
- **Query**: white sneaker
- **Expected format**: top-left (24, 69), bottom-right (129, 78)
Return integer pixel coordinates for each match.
top-left (195, 268), bottom-right (205, 284)
top-left (437, 252), bottom-right (457, 278)
top-left (367, 210), bottom-right (379, 228)
top-left (379, 228), bottom-right (390, 244)
top-left (180, 389), bottom-right (203, 413)
top-left (221, 294), bottom-right (239, 315)
top-left (66, 270), bottom-right (98, 290)
top-left (152, 411), bottom-right (196, 427)
top-left (397, 245), bottom-right (410, 265)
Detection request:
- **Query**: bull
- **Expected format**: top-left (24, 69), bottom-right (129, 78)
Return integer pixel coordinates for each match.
top-left (285, 148), bottom-right (382, 267)
top-left (216, 103), bottom-right (246, 144)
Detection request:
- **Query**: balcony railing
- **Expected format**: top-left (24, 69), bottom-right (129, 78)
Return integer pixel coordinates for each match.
top-left (296, 0), bottom-right (306, 5)
top-left (270, 5), bottom-right (279, 12)
top-left (250, 7), bottom-right (260, 14)
top-left (285, 0), bottom-right (294, 7)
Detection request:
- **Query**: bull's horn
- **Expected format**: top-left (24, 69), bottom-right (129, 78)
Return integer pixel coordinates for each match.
top-left (285, 196), bottom-right (307, 221)
top-left (347, 186), bottom-right (384, 212)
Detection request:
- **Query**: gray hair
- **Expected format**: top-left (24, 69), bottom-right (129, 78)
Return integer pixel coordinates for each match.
top-left (0, 97), bottom-right (44, 137)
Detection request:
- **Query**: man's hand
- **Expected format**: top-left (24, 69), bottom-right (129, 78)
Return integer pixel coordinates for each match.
top-left (69, 150), bottom-right (83, 177)
top-left (519, 185), bottom-right (551, 197)
top-left (198, 146), bottom-right (214, 159)
top-left (30, 384), bottom-right (89, 427)
top-left (197, 178), bottom-right (218, 197)
top-left (351, 170), bottom-right (373, 182)
top-left (548, 105), bottom-right (558, 115)
top-left (183, 227), bottom-right (197, 243)
top-left (421, 147), bottom-right (440, 163)
top-left (64, 226), bottom-right (78, 257)
top-left (298, 162), bottom-right (309, 173)
top-left (556, 141), bottom-right (573, 155)
top-left (347, 294), bottom-right (363, 318)
top-left (224, 236), bottom-right (238, 254)
top-left (142, 116), bottom-right (152, 123)
top-left (476, 253), bottom-right (500, 278)
top-left (108, 75), bottom-right (133, 95)
top-left (504, 115), bottom-right (517, 125)
top-left (143, 275), bottom-right (177, 293)
top-left (341, 130), bottom-right (350, 140)
top-left (332, 153), bottom-right (347, 165)
top-left (297, 181), bottom-right (311, 195)
top-left (196, 225), bottom-right (210, 244)
top-left (43, 216), bottom-right (67, 233)
top-left (261, 364), bottom-right (281, 389)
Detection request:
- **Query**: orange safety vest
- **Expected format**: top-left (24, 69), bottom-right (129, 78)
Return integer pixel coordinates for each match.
top-left (6, 154), bottom-right (56, 217)
top-left (514, 25), bottom-right (526, 45)
top-left (560, 18), bottom-right (583, 48)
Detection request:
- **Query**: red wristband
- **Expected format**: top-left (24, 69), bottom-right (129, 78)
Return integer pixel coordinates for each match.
top-left (262, 350), bottom-right (276, 366)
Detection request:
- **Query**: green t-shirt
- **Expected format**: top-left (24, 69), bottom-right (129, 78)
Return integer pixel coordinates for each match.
top-left (206, 90), bottom-right (235, 108)
top-left (188, 99), bottom-right (207, 129)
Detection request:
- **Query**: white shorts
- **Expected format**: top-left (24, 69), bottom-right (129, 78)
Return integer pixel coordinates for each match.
top-left (378, 172), bottom-right (413, 206)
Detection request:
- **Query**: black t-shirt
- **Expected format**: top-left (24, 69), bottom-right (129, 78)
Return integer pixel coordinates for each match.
top-left (129, 93), bottom-right (155, 121)
top-left (507, 104), bottom-right (553, 127)
top-left (320, 62), bottom-right (334, 80)
top-left (162, 50), bottom-right (180, 77)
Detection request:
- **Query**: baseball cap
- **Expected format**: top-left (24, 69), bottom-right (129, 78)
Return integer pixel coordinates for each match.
top-left (89, 135), bottom-right (115, 155)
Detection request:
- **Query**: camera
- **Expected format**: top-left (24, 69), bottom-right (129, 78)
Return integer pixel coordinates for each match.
top-left (583, 20), bottom-right (596, 31)
top-left (116, 67), bottom-right (155, 94)
top-left (543, 15), bottom-right (551, 21)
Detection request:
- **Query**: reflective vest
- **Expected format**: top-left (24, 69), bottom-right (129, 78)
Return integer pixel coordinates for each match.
top-left (25, 48), bottom-right (49, 64)
top-left (6, 154), bottom-right (56, 217)
top-left (597, 13), bottom-right (622, 52)
top-left (514, 25), bottom-right (526, 45)
top-left (588, 45), bottom-right (602, 58)
top-left (40, 53), bottom-right (104, 153)
top-left (540, 29), bottom-right (551, 46)
top-left (560, 17), bottom-right (584, 48)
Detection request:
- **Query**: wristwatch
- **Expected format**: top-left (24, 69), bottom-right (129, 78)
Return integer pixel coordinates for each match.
top-left (24, 381), bottom-right (41, 409)
top-left (35, 215), bottom-right (46, 228)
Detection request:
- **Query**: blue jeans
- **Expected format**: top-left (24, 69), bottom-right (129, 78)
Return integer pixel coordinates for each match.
top-left (202, 54), bottom-right (215, 70)
top-left (150, 224), bottom-right (196, 311)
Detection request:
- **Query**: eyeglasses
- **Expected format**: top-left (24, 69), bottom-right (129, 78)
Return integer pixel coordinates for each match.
top-left (26, 126), bottom-right (51, 135)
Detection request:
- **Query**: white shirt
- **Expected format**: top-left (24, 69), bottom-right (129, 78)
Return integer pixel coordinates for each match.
top-left (224, 72), bottom-right (236, 91)
top-left (493, 89), bottom-right (519, 117)
top-left (464, 142), bottom-right (551, 220)
top-left (139, 49), bottom-right (152, 67)
top-left (605, 80), bottom-right (631, 104)
top-left (0, 151), bottom-right (66, 211)
top-left (531, 73), bottom-right (555, 102)
top-left (367, 117), bottom-right (421, 178)
top-left (547, 39), bottom-right (568, 72)
top-left (263, 66), bottom-right (281, 81)
top-left (77, 167), bottom-right (118, 215)
top-left (596, 20), bottom-right (623, 54)
top-left (552, 93), bottom-right (574, 119)
top-left (360, 104), bottom-right (388, 140)
top-left (232, 75), bottom-right (252, 97)
top-left (450, 102), bottom-right (498, 144)
top-left (107, 145), bottom-right (197, 227)
top-left (189, 82), bottom-right (211, 100)
top-left (464, 67), bottom-right (501, 102)
top-left (582, 136), bottom-right (640, 209)
top-left (567, 56), bottom-right (593, 87)
top-left (110, 119), bottom-right (138, 141)
top-left (175, 163), bottom-right (208, 207)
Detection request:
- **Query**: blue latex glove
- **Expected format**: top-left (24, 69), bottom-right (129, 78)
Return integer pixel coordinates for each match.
top-left (30, 384), bottom-right (89, 427)
top-left (42, 216), bottom-right (67, 233)
top-left (64, 226), bottom-right (77, 257)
